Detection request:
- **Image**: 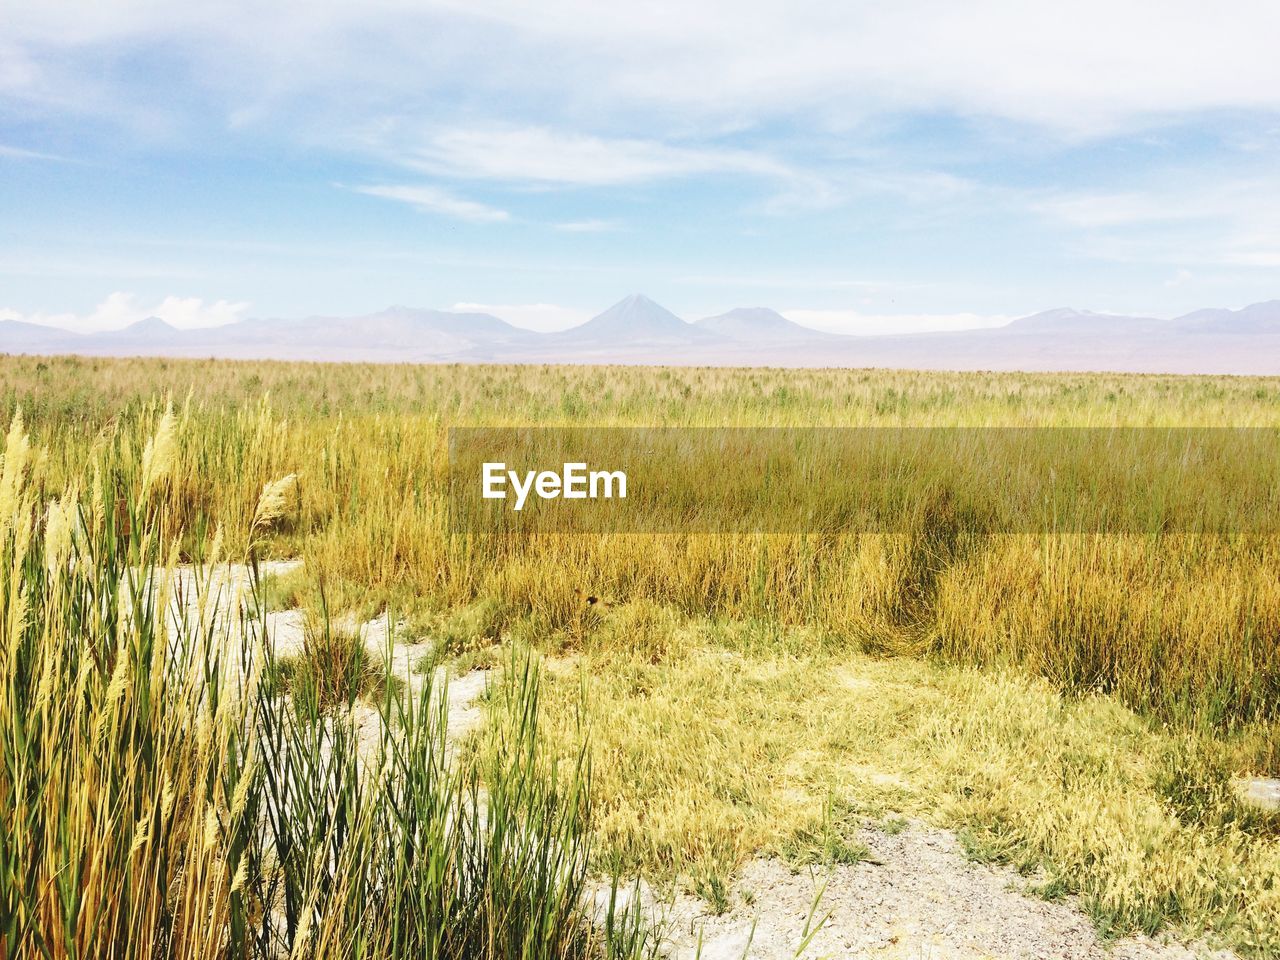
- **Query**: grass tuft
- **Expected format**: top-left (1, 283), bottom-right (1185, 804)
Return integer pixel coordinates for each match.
top-left (0, 417), bottom-right (657, 959)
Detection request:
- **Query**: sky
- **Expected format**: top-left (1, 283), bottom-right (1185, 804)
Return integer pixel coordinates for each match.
top-left (3, 1), bottom-right (1280, 334)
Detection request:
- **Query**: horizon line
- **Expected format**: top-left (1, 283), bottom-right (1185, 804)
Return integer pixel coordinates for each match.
top-left (8, 294), bottom-right (1279, 339)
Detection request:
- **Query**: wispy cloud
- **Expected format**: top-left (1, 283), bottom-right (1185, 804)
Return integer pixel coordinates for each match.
top-left (2, 292), bottom-right (249, 333)
top-left (675, 273), bottom-right (916, 293)
top-left (0, 143), bottom-right (68, 161)
top-left (1033, 190), bottom-right (1204, 229)
top-left (352, 184), bottom-right (510, 223)
top-left (554, 219), bottom-right (621, 233)
top-left (1033, 177), bottom-right (1280, 268)
top-left (398, 126), bottom-right (793, 187)
top-left (12, 2), bottom-right (1280, 136)
top-left (5, 1), bottom-right (1280, 319)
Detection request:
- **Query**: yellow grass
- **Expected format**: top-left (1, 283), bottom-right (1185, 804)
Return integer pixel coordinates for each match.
top-left (526, 610), bottom-right (1280, 953)
top-left (5, 353), bottom-right (1280, 955)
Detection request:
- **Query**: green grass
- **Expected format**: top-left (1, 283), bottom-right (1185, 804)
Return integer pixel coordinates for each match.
top-left (256, 566), bottom-right (307, 612)
top-left (522, 605), bottom-right (1280, 956)
top-left (6, 355), bottom-right (1280, 956)
top-left (8, 357), bottom-right (1280, 727)
top-left (0, 416), bottom-right (658, 960)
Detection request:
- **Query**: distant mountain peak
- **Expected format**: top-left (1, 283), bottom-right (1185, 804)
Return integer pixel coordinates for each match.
top-left (105, 316), bottom-right (184, 341)
top-left (124, 316), bottom-right (178, 333)
top-left (3, 295), bottom-right (1279, 373)
top-left (617, 292), bottom-right (660, 308)
top-left (567, 293), bottom-right (709, 341)
top-left (1012, 307), bottom-right (1081, 324)
top-left (1006, 306), bottom-right (1160, 334)
top-left (351, 305), bottom-right (530, 338)
top-left (696, 307), bottom-right (821, 340)
top-left (1175, 299), bottom-right (1280, 333)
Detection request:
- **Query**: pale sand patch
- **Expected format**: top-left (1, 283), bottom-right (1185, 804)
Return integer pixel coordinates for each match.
top-left (350, 639), bottom-right (491, 760)
top-left (599, 822), bottom-right (1235, 960)
top-left (143, 558), bottom-right (307, 657)
top-left (147, 562), bottom-right (491, 753)
top-left (1233, 777), bottom-right (1280, 812)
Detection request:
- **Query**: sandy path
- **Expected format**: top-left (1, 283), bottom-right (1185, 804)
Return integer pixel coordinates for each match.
top-left (147, 561), bottom-right (492, 752)
top-left (609, 821), bottom-right (1234, 960)
top-left (347, 615), bottom-right (491, 760)
top-left (148, 565), bottom-right (1238, 957)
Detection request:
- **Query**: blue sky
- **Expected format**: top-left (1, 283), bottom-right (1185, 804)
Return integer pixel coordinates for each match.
top-left (3, 1), bottom-right (1280, 333)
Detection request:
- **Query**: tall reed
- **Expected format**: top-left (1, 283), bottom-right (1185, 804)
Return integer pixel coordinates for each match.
top-left (0, 412), bottom-right (654, 959)
top-left (7, 356), bottom-right (1280, 725)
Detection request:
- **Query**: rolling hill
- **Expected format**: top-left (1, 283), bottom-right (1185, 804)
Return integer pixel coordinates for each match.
top-left (4, 295), bottom-right (1280, 374)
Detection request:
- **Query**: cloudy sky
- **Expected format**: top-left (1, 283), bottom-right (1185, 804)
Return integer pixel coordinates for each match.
top-left (3, 1), bottom-right (1280, 333)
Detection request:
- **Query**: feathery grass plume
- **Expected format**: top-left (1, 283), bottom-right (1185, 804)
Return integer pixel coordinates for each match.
top-left (251, 472), bottom-right (297, 535)
top-left (0, 410), bottom-right (30, 527)
top-left (5, 354), bottom-right (1280, 956)
top-left (43, 497), bottom-right (73, 576)
top-left (89, 458), bottom-right (105, 531)
top-left (140, 401), bottom-right (177, 495)
top-left (3, 430), bottom-right (654, 959)
top-left (2, 520), bottom-right (31, 655)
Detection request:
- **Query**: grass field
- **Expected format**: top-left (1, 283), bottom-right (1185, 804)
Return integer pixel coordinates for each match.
top-left (3, 353), bottom-right (1280, 957)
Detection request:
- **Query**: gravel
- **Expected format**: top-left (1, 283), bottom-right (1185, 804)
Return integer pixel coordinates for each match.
top-left (618, 822), bottom-right (1236, 960)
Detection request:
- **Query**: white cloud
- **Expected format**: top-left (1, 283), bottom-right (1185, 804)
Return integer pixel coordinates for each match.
top-left (8, 2), bottom-right (1280, 136)
top-left (400, 126), bottom-right (791, 186)
top-left (1034, 191), bottom-right (1209, 230)
top-left (1221, 250), bottom-right (1280, 267)
top-left (0, 39), bottom-right (38, 94)
top-left (676, 273), bottom-right (914, 293)
top-left (554, 219), bottom-right (621, 233)
top-left (353, 184), bottom-right (510, 223)
top-left (2, 292), bottom-right (249, 333)
top-left (452, 301), bottom-right (590, 332)
top-left (1033, 177), bottom-right (1280, 268)
top-left (1034, 178), bottom-right (1280, 231)
top-left (783, 308), bottom-right (1010, 336)
top-left (0, 143), bottom-right (67, 161)
top-left (453, 1), bottom-right (1280, 135)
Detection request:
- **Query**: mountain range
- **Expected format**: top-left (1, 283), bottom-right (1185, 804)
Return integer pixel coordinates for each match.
top-left (4, 294), bottom-right (1280, 374)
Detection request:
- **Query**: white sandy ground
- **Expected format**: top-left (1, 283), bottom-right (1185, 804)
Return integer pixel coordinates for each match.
top-left (591, 822), bottom-right (1239, 960)
top-left (148, 561), bottom-right (492, 761)
top-left (1234, 777), bottom-right (1280, 811)
top-left (150, 562), bottom-right (1258, 959)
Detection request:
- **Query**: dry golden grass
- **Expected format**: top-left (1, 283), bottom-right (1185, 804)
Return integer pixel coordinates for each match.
top-left (0, 411), bottom-right (654, 960)
top-left (5, 353), bottom-right (1280, 955)
top-left (524, 608), bottom-right (1280, 953)
top-left (9, 355), bottom-right (1280, 723)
